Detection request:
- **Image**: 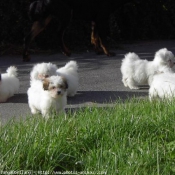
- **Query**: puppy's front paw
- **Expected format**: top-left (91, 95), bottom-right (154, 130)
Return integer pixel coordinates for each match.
top-left (31, 108), bottom-right (39, 114)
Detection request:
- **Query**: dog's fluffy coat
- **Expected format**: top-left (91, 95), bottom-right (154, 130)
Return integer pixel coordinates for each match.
top-left (149, 72), bottom-right (175, 100)
top-left (56, 61), bottom-right (78, 96)
top-left (30, 62), bottom-right (57, 81)
top-left (121, 48), bottom-right (175, 89)
top-left (0, 66), bottom-right (20, 102)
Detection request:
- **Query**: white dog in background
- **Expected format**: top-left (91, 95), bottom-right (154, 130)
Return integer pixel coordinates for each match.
top-left (27, 75), bottom-right (68, 118)
top-left (30, 62), bottom-right (57, 81)
top-left (121, 48), bottom-right (175, 89)
top-left (149, 72), bottom-right (175, 100)
top-left (30, 61), bottom-right (79, 96)
top-left (56, 61), bottom-right (78, 97)
top-left (0, 66), bottom-right (20, 102)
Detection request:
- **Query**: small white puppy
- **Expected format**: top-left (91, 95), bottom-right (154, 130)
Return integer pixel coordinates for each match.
top-left (0, 66), bottom-right (20, 102)
top-left (27, 75), bottom-right (68, 118)
top-left (121, 48), bottom-right (175, 89)
top-left (149, 72), bottom-right (175, 100)
top-left (56, 61), bottom-right (78, 96)
top-left (30, 62), bottom-right (57, 81)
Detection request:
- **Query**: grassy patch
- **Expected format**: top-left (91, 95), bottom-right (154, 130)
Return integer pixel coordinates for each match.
top-left (1, 98), bottom-right (175, 174)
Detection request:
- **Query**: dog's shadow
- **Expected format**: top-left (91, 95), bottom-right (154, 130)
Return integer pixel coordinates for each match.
top-left (6, 94), bottom-right (28, 103)
top-left (6, 90), bottom-right (148, 105)
top-left (138, 85), bottom-right (149, 90)
top-left (68, 90), bottom-right (148, 105)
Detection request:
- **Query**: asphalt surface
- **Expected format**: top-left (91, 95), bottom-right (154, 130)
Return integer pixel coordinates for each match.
top-left (1, 40), bottom-right (175, 123)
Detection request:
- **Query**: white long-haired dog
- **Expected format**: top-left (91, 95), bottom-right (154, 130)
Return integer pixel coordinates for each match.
top-left (30, 62), bottom-right (58, 81)
top-left (56, 61), bottom-right (78, 96)
top-left (27, 75), bottom-right (68, 118)
top-left (30, 61), bottom-right (79, 96)
top-left (149, 72), bottom-right (175, 100)
top-left (0, 66), bottom-right (20, 102)
top-left (121, 48), bottom-right (175, 89)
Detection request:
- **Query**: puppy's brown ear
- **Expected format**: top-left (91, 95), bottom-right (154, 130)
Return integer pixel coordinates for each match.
top-left (42, 79), bottom-right (50, 90)
top-left (62, 77), bottom-right (68, 89)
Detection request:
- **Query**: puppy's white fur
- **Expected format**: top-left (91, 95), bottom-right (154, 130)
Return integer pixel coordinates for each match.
top-left (30, 62), bottom-right (57, 81)
top-left (0, 66), bottom-right (20, 102)
top-left (121, 48), bottom-right (175, 89)
top-left (27, 75), bottom-right (68, 118)
top-left (56, 61), bottom-right (78, 96)
top-left (149, 72), bottom-right (175, 100)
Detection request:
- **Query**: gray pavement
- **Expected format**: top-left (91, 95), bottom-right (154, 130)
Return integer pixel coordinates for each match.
top-left (1, 40), bottom-right (175, 123)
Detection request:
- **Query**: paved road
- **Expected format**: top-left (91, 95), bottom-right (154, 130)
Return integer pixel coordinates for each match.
top-left (1, 40), bottom-right (175, 123)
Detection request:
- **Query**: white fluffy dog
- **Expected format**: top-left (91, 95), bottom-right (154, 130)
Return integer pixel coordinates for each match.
top-left (0, 66), bottom-right (20, 102)
top-left (56, 61), bottom-right (78, 97)
top-left (121, 48), bottom-right (175, 89)
top-left (27, 75), bottom-right (68, 118)
top-left (30, 61), bottom-right (79, 96)
top-left (30, 62), bottom-right (57, 81)
top-left (149, 72), bottom-right (175, 100)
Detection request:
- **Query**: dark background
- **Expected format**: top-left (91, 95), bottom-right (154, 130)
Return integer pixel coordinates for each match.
top-left (1, 0), bottom-right (175, 54)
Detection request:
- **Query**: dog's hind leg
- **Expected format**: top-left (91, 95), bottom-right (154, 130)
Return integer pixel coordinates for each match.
top-left (56, 8), bottom-right (72, 57)
top-left (23, 16), bottom-right (52, 62)
top-left (58, 25), bottom-right (71, 57)
top-left (127, 78), bottom-right (139, 90)
top-left (91, 21), bottom-right (102, 54)
top-left (122, 77), bottom-right (128, 87)
top-left (91, 21), bottom-right (114, 57)
top-left (23, 31), bottom-right (33, 62)
top-left (91, 1), bottom-right (115, 57)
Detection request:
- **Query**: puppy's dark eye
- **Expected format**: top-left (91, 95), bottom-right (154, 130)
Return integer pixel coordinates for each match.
top-left (52, 86), bottom-right (56, 89)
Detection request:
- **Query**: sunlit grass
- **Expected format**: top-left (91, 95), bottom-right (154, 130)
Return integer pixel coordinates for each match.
top-left (1, 98), bottom-right (175, 174)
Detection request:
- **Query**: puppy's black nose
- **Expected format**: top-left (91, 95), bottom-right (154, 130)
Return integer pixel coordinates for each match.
top-left (57, 90), bottom-right (61, 95)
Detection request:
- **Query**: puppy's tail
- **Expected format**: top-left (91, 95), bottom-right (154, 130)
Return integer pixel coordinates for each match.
top-left (124, 52), bottom-right (140, 62)
top-left (6, 66), bottom-right (18, 77)
top-left (64, 61), bottom-right (78, 71)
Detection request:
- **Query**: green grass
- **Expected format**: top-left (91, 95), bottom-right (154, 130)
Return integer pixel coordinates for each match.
top-left (1, 98), bottom-right (175, 174)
